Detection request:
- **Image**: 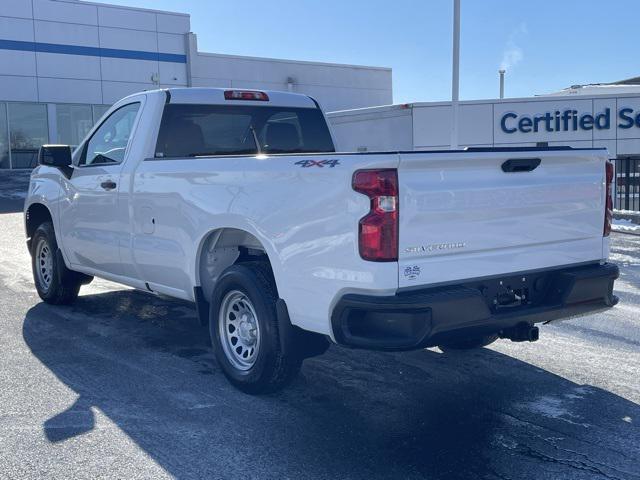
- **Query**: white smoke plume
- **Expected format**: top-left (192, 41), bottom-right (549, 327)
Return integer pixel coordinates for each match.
top-left (500, 23), bottom-right (527, 71)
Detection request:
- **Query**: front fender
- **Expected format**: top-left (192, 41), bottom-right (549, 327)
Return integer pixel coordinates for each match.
top-left (24, 167), bottom-right (68, 263)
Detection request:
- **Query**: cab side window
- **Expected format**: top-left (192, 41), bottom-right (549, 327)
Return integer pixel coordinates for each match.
top-left (80, 103), bottom-right (140, 166)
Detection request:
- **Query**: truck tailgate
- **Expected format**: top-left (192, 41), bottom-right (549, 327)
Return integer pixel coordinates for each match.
top-left (398, 149), bottom-right (607, 289)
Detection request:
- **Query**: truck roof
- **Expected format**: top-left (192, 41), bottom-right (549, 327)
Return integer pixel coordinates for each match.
top-left (161, 87), bottom-right (319, 109)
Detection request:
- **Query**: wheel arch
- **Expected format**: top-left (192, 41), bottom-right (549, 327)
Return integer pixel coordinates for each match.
top-left (25, 202), bottom-right (53, 239)
top-left (24, 202), bottom-right (57, 255)
top-left (195, 226), bottom-right (282, 303)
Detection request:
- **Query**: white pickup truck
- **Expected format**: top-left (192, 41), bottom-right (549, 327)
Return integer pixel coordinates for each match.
top-left (25, 88), bottom-right (619, 393)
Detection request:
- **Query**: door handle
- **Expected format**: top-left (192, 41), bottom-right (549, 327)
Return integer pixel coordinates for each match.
top-left (501, 158), bottom-right (541, 173)
top-left (100, 180), bottom-right (117, 190)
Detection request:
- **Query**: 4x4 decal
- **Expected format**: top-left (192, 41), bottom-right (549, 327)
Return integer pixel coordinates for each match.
top-left (295, 159), bottom-right (340, 168)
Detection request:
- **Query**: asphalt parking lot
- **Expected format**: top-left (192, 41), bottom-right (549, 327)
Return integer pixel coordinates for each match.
top-left (0, 199), bottom-right (638, 479)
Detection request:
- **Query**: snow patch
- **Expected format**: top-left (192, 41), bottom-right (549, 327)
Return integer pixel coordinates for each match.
top-left (521, 392), bottom-right (592, 427)
top-left (613, 219), bottom-right (640, 233)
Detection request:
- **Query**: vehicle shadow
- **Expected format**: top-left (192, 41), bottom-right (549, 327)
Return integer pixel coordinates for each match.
top-left (0, 171), bottom-right (29, 214)
top-left (23, 289), bottom-right (639, 480)
top-left (0, 197), bottom-right (25, 214)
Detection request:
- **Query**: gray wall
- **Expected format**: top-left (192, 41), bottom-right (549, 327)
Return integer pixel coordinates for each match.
top-left (187, 35), bottom-right (393, 112)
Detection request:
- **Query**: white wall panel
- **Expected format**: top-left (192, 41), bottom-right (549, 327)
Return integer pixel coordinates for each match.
top-left (35, 20), bottom-right (99, 47)
top-left (102, 81), bottom-right (152, 104)
top-left (0, 50), bottom-right (36, 76)
top-left (99, 26), bottom-right (157, 52)
top-left (192, 53), bottom-right (392, 90)
top-left (0, 16), bottom-right (35, 41)
top-left (97, 6), bottom-right (155, 31)
top-left (38, 77), bottom-right (102, 103)
top-left (156, 13), bottom-right (190, 34)
top-left (0, 76), bottom-right (38, 102)
top-left (33, 0), bottom-right (97, 25)
top-left (158, 33), bottom-right (185, 55)
top-left (458, 104), bottom-right (493, 145)
top-left (36, 52), bottom-right (100, 80)
top-left (297, 84), bottom-right (391, 112)
top-left (331, 111), bottom-right (413, 152)
top-left (159, 62), bottom-right (187, 86)
top-left (191, 77), bottom-right (232, 88)
top-left (100, 58), bottom-right (157, 83)
top-left (412, 105), bottom-right (452, 147)
top-left (617, 139), bottom-right (640, 156)
top-left (227, 79), bottom-right (286, 90)
top-left (594, 139), bottom-right (617, 158)
top-left (0, 0), bottom-right (34, 19)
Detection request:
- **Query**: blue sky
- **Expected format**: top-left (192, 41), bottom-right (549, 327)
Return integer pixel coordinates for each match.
top-left (95, 0), bottom-right (639, 104)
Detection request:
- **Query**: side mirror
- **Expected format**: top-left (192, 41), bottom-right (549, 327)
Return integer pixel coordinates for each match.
top-left (39, 145), bottom-right (72, 168)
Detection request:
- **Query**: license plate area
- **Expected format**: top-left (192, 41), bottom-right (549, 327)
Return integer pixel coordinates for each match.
top-left (468, 272), bottom-right (552, 313)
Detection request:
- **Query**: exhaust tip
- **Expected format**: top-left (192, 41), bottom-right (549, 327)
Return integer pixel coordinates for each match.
top-left (501, 323), bottom-right (539, 343)
top-left (528, 326), bottom-right (539, 342)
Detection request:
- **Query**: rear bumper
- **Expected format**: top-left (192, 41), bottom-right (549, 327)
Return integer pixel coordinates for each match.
top-left (331, 262), bottom-right (619, 351)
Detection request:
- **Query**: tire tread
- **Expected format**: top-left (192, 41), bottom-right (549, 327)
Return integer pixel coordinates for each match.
top-left (31, 222), bottom-right (82, 305)
top-left (210, 261), bottom-right (301, 394)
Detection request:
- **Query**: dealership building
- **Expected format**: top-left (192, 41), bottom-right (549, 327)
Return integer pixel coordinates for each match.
top-left (0, 0), bottom-right (392, 169)
top-left (329, 82), bottom-right (640, 211)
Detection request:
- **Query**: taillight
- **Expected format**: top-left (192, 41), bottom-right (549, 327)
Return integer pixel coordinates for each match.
top-left (604, 161), bottom-right (614, 237)
top-left (352, 169), bottom-right (398, 261)
top-left (224, 90), bottom-right (269, 101)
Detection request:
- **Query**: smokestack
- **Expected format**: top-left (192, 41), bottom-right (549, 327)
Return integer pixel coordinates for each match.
top-left (499, 69), bottom-right (505, 99)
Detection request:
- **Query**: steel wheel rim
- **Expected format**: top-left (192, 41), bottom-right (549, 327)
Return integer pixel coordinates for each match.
top-left (218, 290), bottom-right (261, 370)
top-left (35, 238), bottom-right (53, 292)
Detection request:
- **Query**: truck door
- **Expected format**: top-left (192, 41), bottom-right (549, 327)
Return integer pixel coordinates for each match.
top-left (59, 102), bottom-right (141, 277)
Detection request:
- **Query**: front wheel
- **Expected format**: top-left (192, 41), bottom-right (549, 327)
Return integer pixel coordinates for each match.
top-left (210, 262), bottom-right (302, 394)
top-left (31, 222), bottom-right (86, 305)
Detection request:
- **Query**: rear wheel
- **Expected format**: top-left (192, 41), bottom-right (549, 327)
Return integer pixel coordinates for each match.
top-left (210, 262), bottom-right (302, 394)
top-left (438, 333), bottom-right (499, 352)
top-left (31, 222), bottom-right (88, 305)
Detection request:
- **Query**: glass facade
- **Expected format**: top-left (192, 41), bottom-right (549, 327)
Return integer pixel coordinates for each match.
top-left (93, 105), bottom-right (111, 124)
top-left (56, 104), bottom-right (93, 147)
top-left (0, 104), bottom-right (8, 169)
top-left (0, 102), bottom-right (111, 169)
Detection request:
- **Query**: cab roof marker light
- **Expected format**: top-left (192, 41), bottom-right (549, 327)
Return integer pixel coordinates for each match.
top-left (224, 90), bottom-right (269, 101)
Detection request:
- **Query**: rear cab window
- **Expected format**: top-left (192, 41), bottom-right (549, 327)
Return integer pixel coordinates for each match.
top-left (154, 104), bottom-right (335, 158)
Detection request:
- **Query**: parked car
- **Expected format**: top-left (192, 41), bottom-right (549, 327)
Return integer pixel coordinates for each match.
top-left (25, 88), bottom-right (618, 393)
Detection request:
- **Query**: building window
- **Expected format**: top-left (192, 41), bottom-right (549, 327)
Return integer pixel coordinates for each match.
top-left (0, 103), bottom-right (8, 169)
top-left (8, 103), bottom-right (48, 169)
top-left (93, 105), bottom-right (111, 125)
top-left (56, 104), bottom-right (93, 148)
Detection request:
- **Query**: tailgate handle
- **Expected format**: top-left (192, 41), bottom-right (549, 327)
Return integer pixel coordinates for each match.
top-left (501, 158), bottom-right (541, 173)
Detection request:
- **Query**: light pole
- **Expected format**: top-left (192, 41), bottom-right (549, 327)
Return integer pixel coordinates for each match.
top-left (450, 0), bottom-right (460, 149)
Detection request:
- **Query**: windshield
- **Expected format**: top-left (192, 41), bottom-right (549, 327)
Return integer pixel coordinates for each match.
top-left (155, 104), bottom-right (335, 158)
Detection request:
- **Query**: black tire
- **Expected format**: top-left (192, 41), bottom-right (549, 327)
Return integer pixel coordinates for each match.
top-left (438, 333), bottom-right (499, 352)
top-left (31, 221), bottom-right (84, 305)
top-left (209, 261), bottom-right (302, 394)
